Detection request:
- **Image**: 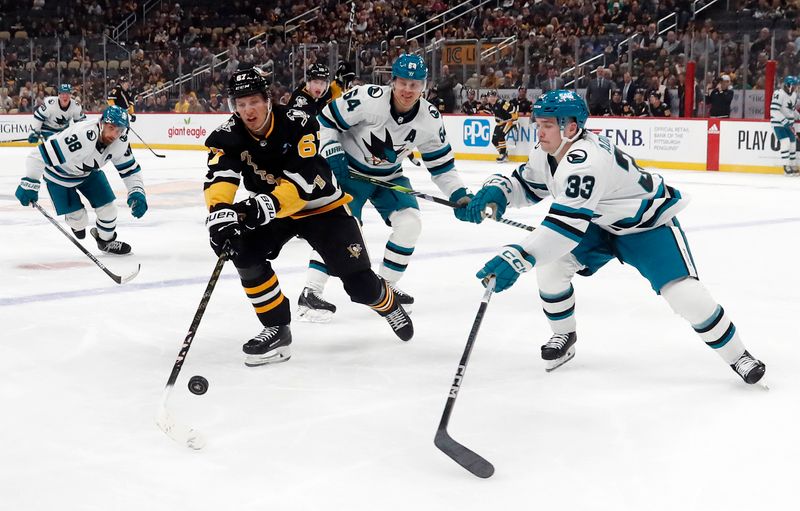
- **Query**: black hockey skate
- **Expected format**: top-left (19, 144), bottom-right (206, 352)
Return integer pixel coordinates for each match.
top-left (378, 301), bottom-right (414, 342)
top-left (90, 228), bottom-right (131, 255)
top-left (496, 151), bottom-right (508, 162)
top-left (730, 350), bottom-right (766, 384)
top-left (72, 228), bottom-right (86, 239)
top-left (387, 282), bottom-right (414, 311)
top-left (541, 332), bottom-right (577, 372)
top-left (242, 325), bottom-right (292, 366)
top-left (296, 287), bottom-right (337, 323)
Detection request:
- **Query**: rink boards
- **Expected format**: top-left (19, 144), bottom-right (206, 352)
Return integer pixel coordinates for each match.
top-left (0, 113), bottom-right (790, 174)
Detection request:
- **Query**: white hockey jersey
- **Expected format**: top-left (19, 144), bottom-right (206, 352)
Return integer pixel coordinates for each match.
top-left (25, 119), bottom-right (143, 195)
top-left (31, 96), bottom-right (86, 138)
top-left (769, 88), bottom-right (797, 129)
top-left (487, 131), bottom-right (687, 266)
top-left (317, 84), bottom-right (465, 197)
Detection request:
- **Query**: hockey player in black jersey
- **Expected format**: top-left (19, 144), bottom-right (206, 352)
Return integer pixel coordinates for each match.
top-left (107, 76), bottom-right (136, 122)
top-left (203, 67), bottom-right (413, 366)
top-left (648, 92), bottom-right (671, 117)
top-left (288, 63), bottom-right (333, 116)
top-left (484, 90), bottom-right (519, 162)
top-left (460, 88), bottom-right (481, 114)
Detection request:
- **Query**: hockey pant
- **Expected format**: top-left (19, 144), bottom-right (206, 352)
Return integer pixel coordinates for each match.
top-left (240, 206), bottom-right (388, 327)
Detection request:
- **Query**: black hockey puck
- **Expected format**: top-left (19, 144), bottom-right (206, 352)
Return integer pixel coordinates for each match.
top-left (188, 375), bottom-right (209, 395)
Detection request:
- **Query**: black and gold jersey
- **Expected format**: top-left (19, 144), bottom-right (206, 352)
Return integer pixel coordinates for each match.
top-left (108, 85), bottom-right (135, 113)
top-left (203, 104), bottom-right (349, 219)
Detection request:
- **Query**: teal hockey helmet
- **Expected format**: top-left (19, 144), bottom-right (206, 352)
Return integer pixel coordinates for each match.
top-left (392, 54), bottom-right (428, 82)
top-left (784, 75), bottom-right (798, 88)
top-left (533, 89), bottom-right (590, 129)
top-left (100, 105), bottom-right (130, 129)
top-left (58, 84), bottom-right (72, 94)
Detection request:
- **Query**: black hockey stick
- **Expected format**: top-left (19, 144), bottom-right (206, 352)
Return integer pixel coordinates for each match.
top-left (348, 172), bottom-right (535, 232)
top-left (0, 136), bottom-right (35, 144)
top-left (128, 125), bottom-right (166, 158)
top-left (156, 250), bottom-right (228, 450)
top-left (434, 277), bottom-right (496, 478)
top-left (32, 202), bottom-right (140, 284)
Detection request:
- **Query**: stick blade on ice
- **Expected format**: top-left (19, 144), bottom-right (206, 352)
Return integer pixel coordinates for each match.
top-left (156, 405), bottom-right (206, 450)
top-left (434, 429), bottom-right (494, 478)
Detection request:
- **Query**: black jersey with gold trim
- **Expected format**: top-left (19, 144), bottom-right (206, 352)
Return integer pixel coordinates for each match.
top-left (289, 85), bottom-right (330, 116)
top-left (203, 104), bottom-right (348, 219)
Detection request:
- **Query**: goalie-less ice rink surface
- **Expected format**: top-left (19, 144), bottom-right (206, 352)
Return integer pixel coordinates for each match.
top-left (1, 147), bottom-right (799, 511)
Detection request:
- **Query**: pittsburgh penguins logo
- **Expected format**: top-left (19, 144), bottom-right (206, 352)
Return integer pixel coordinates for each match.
top-left (347, 243), bottom-right (363, 259)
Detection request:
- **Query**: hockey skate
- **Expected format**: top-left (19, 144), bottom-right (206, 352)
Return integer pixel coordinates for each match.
top-left (378, 301), bottom-right (413, 341)
top-left (541, 332), bottom-right (577, 372)
top-left (387, 281), bottom-right (414, 312)
top-left (296, 287), bottom-right (337, 323)
top-left (90, 228), bottom-right (131, 255)
top-left (242, 325), bottom-right (292, 366)
top-left (72, 228), bottom-right (86, 239)
top-left (730, 350), bottom-right (766, 384)
top-left (783, 165), bottom-right (795, 176)
top-left (496, 151), bottom-right (508, 162)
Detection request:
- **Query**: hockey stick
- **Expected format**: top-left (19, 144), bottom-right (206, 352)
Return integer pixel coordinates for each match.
top-left (156, 250), bottom-right (227, 450)
top-left (0, 136), bottom-right (35, 144)
top-left (345, 1), bottom-right (356, 61)
top-left (128, 125), bottom-right (166, 158)
top-left (32, 202), bottom-right (140, 284)
top-left (435, 277), bottom-right (496, 478)
top-left (348, 172), bottom-right (535, 232)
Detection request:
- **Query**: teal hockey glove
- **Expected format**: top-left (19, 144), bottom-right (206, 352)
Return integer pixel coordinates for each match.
top-left (476, 244), bottom-right (535, 292)
top-left (464, 185), bottom-right (508, 224)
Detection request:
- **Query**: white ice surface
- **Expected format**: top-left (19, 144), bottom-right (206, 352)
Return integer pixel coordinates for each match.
top-left (1, 148), bottom-right (799, 511)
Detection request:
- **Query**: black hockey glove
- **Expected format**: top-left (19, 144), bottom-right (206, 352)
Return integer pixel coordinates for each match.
top-left (236, 194), bottom-right (277, 230)
top-left (206, 206), bottom-right (242, 260)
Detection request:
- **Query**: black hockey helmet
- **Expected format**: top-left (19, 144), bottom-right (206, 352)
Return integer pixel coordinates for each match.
top-left (227, 66), bottom-right (271, 99)
top-left (487, 89), bottom-right (498, 97)
top-left (307, 62), bottom-right (330, 81)
top-left (227, 66), bottom-right (271, 114)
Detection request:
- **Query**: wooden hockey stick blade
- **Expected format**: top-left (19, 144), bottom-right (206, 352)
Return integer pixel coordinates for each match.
top-left (114, 263), bottom-right (141, 284)
top-left (156, 403), bottom-right (206, 450)
top-left (435, 429), bottom-right (494, 478)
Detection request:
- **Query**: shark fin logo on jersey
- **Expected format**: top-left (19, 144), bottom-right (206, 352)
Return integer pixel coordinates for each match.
top-left (87, 130), bottom-right (97, 141)
top-left (367, 86), bottom-right (383, 98)
top-left (347, 243), bottom-right (363, 259)
top-left (78, 160), bottom-right (100, 173)
top-left (363, 129), bottom-right (405, 164)
top-left (287, 109), bottom-right (309, 126)
top-left (566, 149), bottom-right (587, 164)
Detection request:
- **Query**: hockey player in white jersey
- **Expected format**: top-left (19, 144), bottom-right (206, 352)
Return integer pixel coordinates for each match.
top-left (29, 84), bottom-right (86, 142)
top-left (769, 75), bottom-right (798, 176)
top-left (296, 54), bottom-right (472, 321)
top-left (15, 105), bottom-right (147, 254)
top-left (460, 90), bottom-right (766, 385)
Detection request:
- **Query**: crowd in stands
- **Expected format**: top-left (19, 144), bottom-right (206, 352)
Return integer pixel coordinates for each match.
top-left (0, 0), bottom-right (797, 117)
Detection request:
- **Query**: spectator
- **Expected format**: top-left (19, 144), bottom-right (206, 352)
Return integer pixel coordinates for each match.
top-left (618, 72), bottom-right (636, 104)
top-left (436, 64), bottom-right (457, 113)
top-left (541, 65), bottom-right (565, 92)
top-left (605, 90), bottom-right (626, 116)
top-left (706, 74), bottom-right (734, 118)
top-left (173, 93), bottom-right (190, 113)
top-left (586, 67), bottom-right (614, 115)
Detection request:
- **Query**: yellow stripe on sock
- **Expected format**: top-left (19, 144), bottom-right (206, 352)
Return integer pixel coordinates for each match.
top-left (245, 274), bottom-right (278, 296)
top-left (254, 294), bottom-right (285, 313)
